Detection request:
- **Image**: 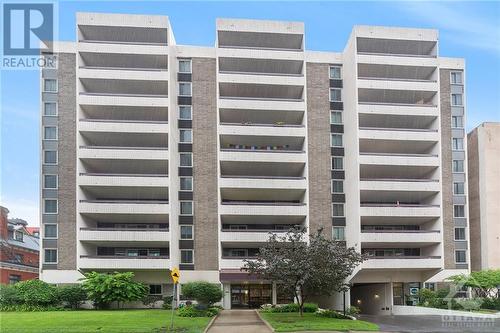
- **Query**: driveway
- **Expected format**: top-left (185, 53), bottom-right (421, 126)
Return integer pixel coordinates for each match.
top-left (360, 314), bottom-right (500, 333)
top-left (206, 310), bottom-right (272, 333)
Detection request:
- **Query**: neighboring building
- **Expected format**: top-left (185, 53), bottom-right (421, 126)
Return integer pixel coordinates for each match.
top-left (467, 122), bottom-right (500, 271)
top-left (26, 227), bottom-right (40, 238)
top-left (39, 12), bottom-right (470, 314)
top-left (0, 207), bottom-right (40, 284)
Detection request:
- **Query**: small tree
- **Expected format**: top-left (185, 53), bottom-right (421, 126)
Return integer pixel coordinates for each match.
top-left (58, 285), bottom-right (87, 309)
top-left (181, 282), bottom-right (223, 308)
top-left (14, 279), bottom-right (59, 306)
top-left (448, 270), bottom-right (500, 299)
top-left (81, 272), bottom-right (148, 309)
top-left (244, 227), bottom-right (364, 316)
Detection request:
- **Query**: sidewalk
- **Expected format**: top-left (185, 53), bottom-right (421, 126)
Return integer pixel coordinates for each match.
top-left (206, 309), bottom-right (273, 333)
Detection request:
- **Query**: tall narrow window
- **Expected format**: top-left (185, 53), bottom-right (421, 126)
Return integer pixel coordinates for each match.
top-left (455, 250), bottom-right (466, 263)
top-left (180, 201), bottom-right (193, 215)
top-left (43, 151), bottom-right (57, 164)
top-left (454, 227), bottom-right (466, 240)
top-left (44, 199), bottom-right (58, 214)
top-left (181, 250), bottom-right (193, 264)
top-left (179, 129), bottom-right (192, 143)
top-left (329, 66), bottom-right (341, 79)
top-left (452, 116), bottom-right (463, 128)
top-left (179, 82), bottom-right (192, 96)
top-left (332, 180), bottom-right (344, 193)
top-left (454, 182), bottom-right (465, 195)
top-left (43, 102), bottom-right (57, 116)
top-left (333, 226), bottom-right (345, 241)
top-left (453, 205), bottom-right (465, 218)
top-left (44, 127), bottom-right (57, 140)
top-left (43, 79), bottom-right (57, 92)
top-left (330, 88), bottom-right (342, 102)
top-left (332, 203), bottom-right (345, 217)
top-left (331, 157), bottom-right (344, 170)
top-left (451, 94), bottom-right (463, 106)
top-left (180, 177), bottom-right (193, 191)
top-left (179, 106), bottom-right (192, 120)
top-left (330, 111), bottom-right (342, 124)
top-left (331, 134), bottom-right (343, 147)
top-left (178, 59), bottom-right (192, 73)
top-left (451, 72), bottom-right (463, 84)
top-left (453, 160), bottom-right (464, 173)
top-left (180, 225), bottom-right (193, 240)
top-left (44, 224), bottom-right (57, 239)
top-left (452, 138), bottom-right (464, 150)
top-left (179, 153), bottom-right (192, 167)
top-left (44, 249), bottom-right (58, 263)
top-left (43, 175), bottom-right (57, 189)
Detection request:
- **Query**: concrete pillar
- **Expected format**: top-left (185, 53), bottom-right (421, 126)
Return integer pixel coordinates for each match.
top-left (272, 282), bottom-right (277, 305)
top-left (222, 283), bottom-right (231, 309)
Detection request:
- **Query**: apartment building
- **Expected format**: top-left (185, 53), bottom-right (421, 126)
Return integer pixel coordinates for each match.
top-left (39, 12), bottom-right (470, 314)
top-left (467, 122), bottom-right (500, 271)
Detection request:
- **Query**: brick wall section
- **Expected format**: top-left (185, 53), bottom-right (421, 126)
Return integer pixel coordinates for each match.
top-left (57, 53), bottom-right (77, 269)
top-left (467, 129), bottom-right (481, 271)
top-left (306, 63), bottom-right (332, 238)
top-left (192, 58), bottom-right (219, 270)
top-left (439, 69), bottom-right (455, 269)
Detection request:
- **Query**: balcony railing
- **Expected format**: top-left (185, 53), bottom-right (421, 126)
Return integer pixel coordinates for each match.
top-left (79, 66), bottom-right (167, 72)
top-left (79, 119), bottom-right (168, 124)
top-left (360, 229), bottom-right (440, 233)
top-left (79, 39), bottom-right (168, 46)
top-left (218, 45), bottom-right (302, 52)
top-left (221, 148), bottom-right (304, 153)
top-left (80, 199), bottom-right (169, 204)
top-left (221, 228), bottom-right (289, 232)
top-left (219, 96), bottom-right (303, 102)
top-left (359, 152), bottom-right (438, 157)
top-left (80, 255), bottom-right (169, 259)
top-left (358, 101), bottom-right (436, 107)
top-left (220, 122), bottom-right (304, 128)
top-left (221, 256), bottom-right (258, 259)
top-left (220, 175), bottom-right (305, 180)
top-left (80, 227), bottom-right (169, 232)
top-left (357, 51), bottom-right (437, 58)
top-left (359, 127), bottom-right (438, 132)
top-left (79, 145), bottom-right (168, 151)
top-left (360, 178), bottom-right (439, 182)
top-left (79, 92), bottom-right (168, 98)
top-left (360, 203), bottom-right (439, 208)
top-left (365, 255), bottom-right (441, 259)
top-left (219, 70), bottom-right (303, 77)
top-left (80, 173), bottom-right (168, 177)
top-left (222, 201), bottom-right (305, 206)
top-left (358, 76), bottom-right (437, 83)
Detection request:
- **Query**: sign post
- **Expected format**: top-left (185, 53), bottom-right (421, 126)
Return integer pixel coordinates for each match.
top-left (170, 268), bottom-right (180, 330)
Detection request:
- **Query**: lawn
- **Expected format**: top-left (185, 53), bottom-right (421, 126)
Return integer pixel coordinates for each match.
top-left (260, 312), bottom-right (379, 332)
top-left (0, 309), bottom-right (212, 333)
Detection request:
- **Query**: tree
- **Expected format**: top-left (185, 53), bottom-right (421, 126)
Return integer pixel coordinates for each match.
top-left (448, 269), bottom-right (500, 298)
top-left (182, 282), bottom-right (223, 308)
top-left (80, 272), bottom-right (148, 309)
top-left (243, 227), bottom-right (364, 315)
top-left (57, 285), bottom-right (87, 309)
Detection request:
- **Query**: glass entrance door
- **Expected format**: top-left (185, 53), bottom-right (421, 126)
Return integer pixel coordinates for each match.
top-left (231, 284), bottom-right (272, 308)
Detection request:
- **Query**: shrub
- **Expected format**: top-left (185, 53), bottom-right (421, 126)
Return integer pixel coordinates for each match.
top-left (417, 288), bottom-right (437, 306)
top-left (141, 295), bottom-right (162, 308)
top-left (177, 305), bottom-right (219, 317)
top-left (162, 296), bottom-right (173, 309)
top-left (0, 284), bottom-right (21, 306)
top-left (264, 303), bottom-right (318, 313)
top-left (315, 309), bottom-right (350, 319)
top-left (14, 280), bottom-right (58, 306)
top-left (303, 303), bottom-right (319, 313)
top-left (0, 304), bottom-right (65, 312)
top-left (480, 297), bottom-right (500, 310)
top-left (181, 282), bottom-right (222, 307)
top-left (346, 306), bottom-right (360, 316)
top-left (81, 272), bottom-right (148, 309)
top-left (455, 298), bottom-right (482, 311)
top-left (57, 285), bottom-right (87, 309)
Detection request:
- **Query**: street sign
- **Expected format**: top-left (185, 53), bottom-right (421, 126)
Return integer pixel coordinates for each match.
top-left (171, 268), bottom-right (180, 284)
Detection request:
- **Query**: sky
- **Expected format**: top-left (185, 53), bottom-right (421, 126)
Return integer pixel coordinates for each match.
top-left (1, 1), bottom-right (499, 226)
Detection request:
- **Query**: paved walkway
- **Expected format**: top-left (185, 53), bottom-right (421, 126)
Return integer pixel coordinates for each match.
top-left (206, 310), bottom-right (272, 333)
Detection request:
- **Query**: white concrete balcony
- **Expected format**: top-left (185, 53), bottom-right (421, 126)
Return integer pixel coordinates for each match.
top-left (358, 102), bottom-right (438, 117)
top-left (217, 47), bottom-right (304, 61)
top-left (360, 256), bottom-right (442, 270)
top-left (219, 258), bottom-right (252, 269)
top-left (357, 77), bottom-right (438, 92)
top-left (78, 41), bottom-right (169, 55)
top-left (219, 123), bottom-right (305, 138)
top-left (220, 202), bottom-right (307, 217)
top-left (79, 173), bottom-right (169, 188)
top-left (220, 176), bottom-right (306, 190)
top-left (218, 72), bottom-right (304, 87)
top-left (218, 97), bottom-right (305, 112)
top-left (79, 200), bottom-right (169, 215)
top-left (79, 119), bottom-right (169, 134)
top-left (78, 67), bottom-right (169, 81)
top-left (79, 93), bottom-right (169, 107)
top-left (360, 204), bottom-right (440, 218)
top-left (220, 231), bottom-right (280, 243)
top-left (357, 53), bottom-right (438, 67)
top-left (359, 179), bottom-right (440, 193)
top-left (79, 146), bottom-right (168, 161)
top-left (359, 128), bottom-right (439, 142)
top-left (219, 149), bottom-right (306, 164)
top-left (79, 228), bottom-right (170, 243)
top-left (360, 230), bottom-right (441, 245)
top-left (79, 256), bottom-right (170, 270)
top-left (359, 153), bottom-right (439, 167)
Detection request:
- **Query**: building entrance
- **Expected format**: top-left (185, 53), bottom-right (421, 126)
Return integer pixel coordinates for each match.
top-left (231, 284), bottom-right (272, 308)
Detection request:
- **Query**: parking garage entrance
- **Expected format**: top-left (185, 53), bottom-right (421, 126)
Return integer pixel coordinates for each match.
top-left (231, 284), bottom-right (272, 308)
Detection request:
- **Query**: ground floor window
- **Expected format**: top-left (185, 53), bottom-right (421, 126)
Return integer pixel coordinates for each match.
top-left (9, 274), bottom-right (21, 284)
top-left (149, 284), bottom-right (162, 295)
top-left (231, 284), bottom-right (272, 309)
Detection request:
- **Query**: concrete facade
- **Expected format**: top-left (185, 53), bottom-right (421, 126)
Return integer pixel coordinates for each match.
top-left (39, 12), bottom-right (471, 313)
top-left (468, 122), bottom-right (500, 270)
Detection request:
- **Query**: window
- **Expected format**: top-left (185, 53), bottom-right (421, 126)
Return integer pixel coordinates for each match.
top-left (180, 201), bottom-right (193, 215)
top-left (452, 138), bottom-right (464, 150)
top-left (451, 94), bottom-right (463, 106)
top-left (454, 182), bottom-right (465, 195)
top-left (180, 250), bottom-right (193, 264)
top-left (333, 226), bottom-right (345, 241)
top-left (9, 275), bottom-right (21, 284)
top-left (44, 249), bottom-right (57, 263)
top-left (179, 82), bottom-right (192, 96)
top-left (43, 79), bottom-right (57, 92)
top-left (331, 157), bottom-right (344, 170)
top-left (180, 153), bottom-right (192, 167)
top-left (43, 150), bottom-right (57, 164)
top-left (180, 225), bottom-right (193, 240)
top-left (179, 105), bottom-right (192, 120)
top-left (454, 205), bottom-right (465, 218)
top-left (178, 59), bottom-right (192, 73)
top-left (425, 283), bottom-right (436, 291)
top-left (331, 134), bottom-right (343, 147)
top-left (14, 231), bottom-right (23, 242)
top-left (43, 175), bottom-right (57, 189)
top-left (330, 111), bottom-right (342, 124)
top-left (179, 129), bottom-right (192, 143)
top-left (329, 66), bottom-right (342, 79)
top-left (452, 116), bottom-right (463, 128)
top-left (44, 224), bottom-right (57, 239)
top-left (332, 180), bottom-right (344, 193)
top-left (149, 284), bottom-right (162, 295)
top-left (180, 177), bottom-right (193, 191)
top-left (44, 199), bottom-right (58, 214)
top-left (455, 227), bottom-right (466, 240)
top-left (330, 88), bottom-right (342, 102)
top-left (455, 250), bottom-right (467, 263)
top-left (332, 203), bottom-right (345, 217)
top-left (453, 160), bottom-right (464, 173)
top-left (451, 72), bottom-right (463, 85)
top-left (44, 126), bottom-right (57, 140)
top-left (43, 102), bottom-right (57, 116)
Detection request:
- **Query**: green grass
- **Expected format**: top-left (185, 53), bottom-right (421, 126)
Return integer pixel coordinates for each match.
top-left (260, 312), bottom-right (379, 332)
top-left (0, 309), bottom-right (212, 333)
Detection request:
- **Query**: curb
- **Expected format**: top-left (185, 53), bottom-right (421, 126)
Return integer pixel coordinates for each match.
top-left (203, 312), bottom-right (220, 333)
top-left (255, 309), bottom-right (276, 332)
